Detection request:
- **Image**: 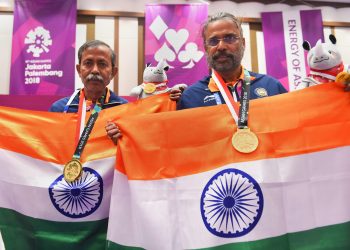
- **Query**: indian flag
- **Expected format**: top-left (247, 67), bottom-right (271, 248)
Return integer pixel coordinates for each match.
top-left (0, 94), bottom-right (175, 250)
top-left (108, 83), bottom-right (350, 249)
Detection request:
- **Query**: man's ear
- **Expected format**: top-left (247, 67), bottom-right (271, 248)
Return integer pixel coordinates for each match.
top-left (111, 66), bottom-right (118, 79)
top-left (76, 64), bottom-right (81, 77)
top-left (203, 38), bottom-right (209, 54)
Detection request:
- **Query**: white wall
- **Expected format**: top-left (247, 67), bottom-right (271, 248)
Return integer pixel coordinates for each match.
top-left (95, 16), bottom-right (116, 91)
top-left (335, 27), bottom-right (350, 65)
top-left (241, 23), bottom-right (252, 71)
top-left (256, 31), bottom-right (266, 74)
top-left (118, 17), bottom-right (139, 96)
top-left (73, 16), bottom-right (140, 95)
top-left (1, 0), bottom-right (350, 22)
top-left (74, 24), bottom-right (87, 90)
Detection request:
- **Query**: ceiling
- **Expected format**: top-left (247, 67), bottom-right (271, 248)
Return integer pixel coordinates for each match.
top-left (209, 0), bottom-right (350, 8)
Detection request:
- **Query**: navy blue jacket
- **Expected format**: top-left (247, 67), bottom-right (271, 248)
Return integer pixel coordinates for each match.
top-left (49, 89), bottom-right (128, 113)
top-left (177, 72), bottom-right (287, 110)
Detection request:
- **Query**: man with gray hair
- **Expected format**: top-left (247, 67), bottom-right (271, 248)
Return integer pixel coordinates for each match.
top-left (177, 12), bottom-right (287, 110)
top-left (49, 40), bottom-right (128, 144)
top-left (51, 40), bottom-right (183, 145)
top-left (50, 40), bottom-right (128, 113)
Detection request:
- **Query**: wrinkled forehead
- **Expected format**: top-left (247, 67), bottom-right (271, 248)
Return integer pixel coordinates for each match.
top-left (81, 46), bottom-right (112, 61)
top-left (205, 19), bottom-right (241, 38)
top-left (83, 45), bottom-right (110, 56)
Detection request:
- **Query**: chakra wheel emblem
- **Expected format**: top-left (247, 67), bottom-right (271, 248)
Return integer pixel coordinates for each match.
top-left (200, 168), bottom-right (264, 238)
top-left (49, 167), bottom-right (103, 218)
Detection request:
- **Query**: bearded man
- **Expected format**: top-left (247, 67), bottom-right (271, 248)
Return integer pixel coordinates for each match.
top-left (177, 12), bottom-right (287, 110)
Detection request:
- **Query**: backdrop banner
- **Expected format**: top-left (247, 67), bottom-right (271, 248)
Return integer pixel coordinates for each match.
top-left (261, 10), bottom-right (323, 91)
top-left (10, 0), bottom-right (77, 95)
top-left (145, 3), bottom-right (208, 87)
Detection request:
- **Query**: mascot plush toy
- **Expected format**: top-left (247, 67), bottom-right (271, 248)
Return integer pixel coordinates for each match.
top-left (130, 60), bottom-right (187, 99)
top-left (302, 34), bottom-right (350, 88)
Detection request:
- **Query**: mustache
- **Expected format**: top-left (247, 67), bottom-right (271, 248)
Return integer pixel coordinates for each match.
top-left (212, 51), bottom-right (235, 60)
top-left (86, 74), bottom-right (104, 82)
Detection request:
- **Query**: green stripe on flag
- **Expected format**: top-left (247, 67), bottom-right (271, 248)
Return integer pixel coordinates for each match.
top-left (0, 208), bottom-right (108, 250)
top-left (107, 221), bottom-right (350, 250)
top-left (200, 221), bottom-right (350, 250)
top-left (106, 241), bottom-right (144, 250)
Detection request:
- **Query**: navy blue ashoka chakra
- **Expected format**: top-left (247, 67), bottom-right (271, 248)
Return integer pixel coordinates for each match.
top-left (49, 167), bottom-right (103, 218)
top-left (200, 168), bottom-right (264, 238)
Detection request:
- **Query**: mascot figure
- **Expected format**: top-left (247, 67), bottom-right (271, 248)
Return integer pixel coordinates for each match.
top-left (130, 60), bottom-right (187, 99)
top-left (302, 34), bottom-right (350, 89)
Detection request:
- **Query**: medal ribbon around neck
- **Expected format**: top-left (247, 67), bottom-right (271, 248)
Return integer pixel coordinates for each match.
top-left (63, 90), bottom-right (104, 182)
top-left (237, 69), bottom-right (251, 129)
top-left (211, 69), bottom-right (259, 153)
top-left (211, 69), bottom-right (240, 123)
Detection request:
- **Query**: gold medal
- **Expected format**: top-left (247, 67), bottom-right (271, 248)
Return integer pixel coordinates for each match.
top-left (232, 127), bottom-right (259, 153)
top-left (143, 83), bottom-right (156, 94)
top-left (63, 158), bottom-right (82, 182)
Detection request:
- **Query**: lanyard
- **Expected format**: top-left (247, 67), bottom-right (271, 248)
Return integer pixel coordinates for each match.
top-left (212, 69), bottom-right (258, 153)
top-left (237, 69), bottom-right (251, 128)
top-left (72, 92), bottom-right (104, 160)
top-left (211, 69), bottom-right (251, 126)
top-left (212, 70), bottom-right (239, 123)
top-left (63, 91), bottom-right (104, 182)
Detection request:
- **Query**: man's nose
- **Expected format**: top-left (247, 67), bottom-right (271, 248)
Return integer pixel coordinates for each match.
top-left (216, 40), bottom-right (228, 50)
top-left (91, 63), bottom-right (99, 73)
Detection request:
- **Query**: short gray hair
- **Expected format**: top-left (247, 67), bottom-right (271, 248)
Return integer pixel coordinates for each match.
top-left (77, 40), bottom-right (116, 68)
top-left (201, 12), bottom-right (243, 42)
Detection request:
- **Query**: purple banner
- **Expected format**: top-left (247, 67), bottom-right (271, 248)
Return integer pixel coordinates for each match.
top-left (145, 4), bottom-right (208, 87)
top-left (10, 0), bottom-right (77, 95)
top-left (262, 10), bottom-right (323, 91)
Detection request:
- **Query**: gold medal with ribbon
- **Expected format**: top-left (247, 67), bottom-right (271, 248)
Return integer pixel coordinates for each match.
top-left (63, 158), bottom-right (82, 182)
top-left (232, 127), bottom-right (259, 153)
top-left (212, 68), bottom-right (259, 154)
top-left (63, 90), bottom-right (104, 182)
top-left (143, 83), bottom-right (157, 94)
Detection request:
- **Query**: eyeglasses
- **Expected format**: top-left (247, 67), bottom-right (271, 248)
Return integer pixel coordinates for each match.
top-left (206, 35), bottom-right (240, 47)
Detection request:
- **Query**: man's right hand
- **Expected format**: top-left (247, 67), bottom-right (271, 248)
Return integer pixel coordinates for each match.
top-left (105, 120), bottom-right (122, 145)
top-left (336, 72), bottom-right (350, 91)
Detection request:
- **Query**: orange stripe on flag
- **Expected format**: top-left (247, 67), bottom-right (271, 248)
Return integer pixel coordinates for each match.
top-left (0, 94), bottom-right (175, 164)
top-left (116, 83), bottom-right (350, 180)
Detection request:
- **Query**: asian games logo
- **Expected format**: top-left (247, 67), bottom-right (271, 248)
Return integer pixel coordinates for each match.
top-left (149, 15), bottom-right (204, 69)
top-left (200, 168), bottom-right (264, 238)
top-left (24, 26), bottom-right (52, 58)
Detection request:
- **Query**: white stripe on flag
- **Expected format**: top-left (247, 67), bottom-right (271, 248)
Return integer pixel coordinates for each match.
top-left (108, 146), bottom-right (350, 249)
top-left (282, 10), bottom-right (307, 91)
top-left (0, 149), bottom-right (114, 222)
top-left (0, 230), bottom-right (5, 250)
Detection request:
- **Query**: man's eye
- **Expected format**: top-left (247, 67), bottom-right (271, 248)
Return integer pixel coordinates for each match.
top-left (207, 38), bottom-right (220, 46)
top-left (224, 35), bottom-right (239, 43)
top-left (206, 35), bottom-right (240, 47)
top-left (224, 35), bottom-right (235, 43)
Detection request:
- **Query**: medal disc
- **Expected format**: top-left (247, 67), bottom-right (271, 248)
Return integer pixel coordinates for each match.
top-left (63, 159), bottom-right (82, 182)
top-left (232, 128), bottom-right (259, 153)
top-left (143, 83), bottom-right (156, 94)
